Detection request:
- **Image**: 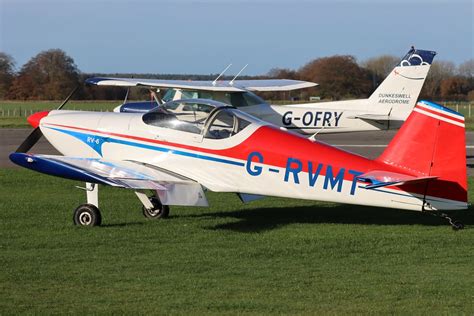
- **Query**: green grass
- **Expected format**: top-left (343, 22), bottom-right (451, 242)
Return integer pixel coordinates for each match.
top-left (0, 101), bottom-right (119, 128)
top-left (1, 169), bottom-right (473, 314)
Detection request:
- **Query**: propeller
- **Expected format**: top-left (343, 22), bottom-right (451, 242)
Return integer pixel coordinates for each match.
top-left (15, 86), bottom-right (79, 153)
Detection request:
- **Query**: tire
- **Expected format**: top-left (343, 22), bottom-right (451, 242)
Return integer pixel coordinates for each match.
top-left (142, 197), bottom-right (170, 219)
top-left (452, 221), bottom-right (465, 231)
top-left (73, 204), bottom-right (102, 227)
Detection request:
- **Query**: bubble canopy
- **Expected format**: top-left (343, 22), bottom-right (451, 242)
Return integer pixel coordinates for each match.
top-left (142, 99), bottom-right (258, 138)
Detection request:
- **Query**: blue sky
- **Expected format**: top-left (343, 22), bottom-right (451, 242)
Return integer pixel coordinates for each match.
top-left (1, 0), bottom-right (472, 75)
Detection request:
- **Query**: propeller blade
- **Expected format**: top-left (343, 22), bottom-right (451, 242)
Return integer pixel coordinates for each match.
top-left (14, 86), bottom-right (78, 153)
top-left (57, 85), bottom-right (79, 110)
top-left (15, 127), bottom-right (43, 153)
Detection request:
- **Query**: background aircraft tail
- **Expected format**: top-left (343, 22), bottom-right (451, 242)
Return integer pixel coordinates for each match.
top-left (376, 100), bottom-right (467, 209)
top-left (367, 48), bottom-right (436, 122)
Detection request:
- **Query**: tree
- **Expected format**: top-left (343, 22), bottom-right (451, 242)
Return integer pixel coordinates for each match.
top-left (440, 77), bottom-right (470, 100)
top-left (298, 55), bottom-right (371, 100)
top-left (458, 59), bottom-right (474, 78)
top-left (8, 49), bottom-right (80, 100)
top-left (362, 55), bottom-right (399, 90)
top-left (0, 52), bottom-right (15, 99)
top-left (267, 68), bottom-right (298, 80)
top-left (420, 60), bottom-right (455, 99)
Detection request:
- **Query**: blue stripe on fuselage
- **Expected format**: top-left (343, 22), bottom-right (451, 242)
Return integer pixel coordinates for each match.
top-left (46, 126), bottom-right (246, 167)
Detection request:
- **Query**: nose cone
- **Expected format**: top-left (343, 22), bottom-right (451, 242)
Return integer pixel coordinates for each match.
top-left (27, 111), bottom-right (50, 128)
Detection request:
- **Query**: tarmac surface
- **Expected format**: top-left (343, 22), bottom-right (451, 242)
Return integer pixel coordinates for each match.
top-left (2, 128), bottom-right (474, 175)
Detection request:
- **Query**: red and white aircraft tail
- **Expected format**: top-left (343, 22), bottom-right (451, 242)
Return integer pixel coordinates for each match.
top-left (370, 100), bottom-right (467, 210)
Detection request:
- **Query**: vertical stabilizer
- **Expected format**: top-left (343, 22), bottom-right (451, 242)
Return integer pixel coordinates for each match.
top-left (377, 100), bottom-right (467, 209)
top-left (368, 48), bottom-right (436, 122)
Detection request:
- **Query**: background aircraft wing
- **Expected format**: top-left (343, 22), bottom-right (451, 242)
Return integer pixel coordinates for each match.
top-left (10, 153), bottom-right (208, 206)
top-left (85, 77), bottom-right (317, 92)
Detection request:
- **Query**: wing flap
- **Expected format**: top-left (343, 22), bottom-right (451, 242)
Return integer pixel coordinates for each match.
top-left (357, 170), bottom-right (438, 189)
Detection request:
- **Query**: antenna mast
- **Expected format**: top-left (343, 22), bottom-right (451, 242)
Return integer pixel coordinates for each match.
top-left (212, 64), bottom-right (232, 86)
top-left (229, 64), bottom-right (248, 86)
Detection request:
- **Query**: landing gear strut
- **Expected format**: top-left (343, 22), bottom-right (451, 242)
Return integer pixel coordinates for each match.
top-left (135, 191), bottom-right (170, 219)
top-left (73, 182), bottom-right (102, 227)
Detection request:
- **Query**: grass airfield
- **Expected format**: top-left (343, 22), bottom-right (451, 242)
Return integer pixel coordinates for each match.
top-left (1, 169), bottom-right (474, 314)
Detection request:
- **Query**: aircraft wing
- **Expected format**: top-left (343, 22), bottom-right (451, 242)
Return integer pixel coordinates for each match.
top-left (85, 77), bottom-right (317, 92)
top-left (10, 153), bottom-right (208, 206)
top-left (357, 170), bottom-right (438, 189)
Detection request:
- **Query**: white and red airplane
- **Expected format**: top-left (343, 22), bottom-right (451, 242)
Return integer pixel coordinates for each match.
top-left (10, 99), bottom-right (466, 229)
top-left (86, 48), bottom-right (436, 134)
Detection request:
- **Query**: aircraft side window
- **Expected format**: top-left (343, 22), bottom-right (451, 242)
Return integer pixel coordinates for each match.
top-left (162, 89), bottom-right (177, 102)
top-left (181, 91), bottom-right (198, 99)
top-left (229, 93), bottom-right (247, 107)
top-left (242, 92), bottom-right (266, 106)
top-left (205, 110), bottom-right (251, 139)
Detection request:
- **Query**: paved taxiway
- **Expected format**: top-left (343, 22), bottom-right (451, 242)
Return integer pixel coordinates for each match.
top-left (2, 129), bottom-right (474, 175)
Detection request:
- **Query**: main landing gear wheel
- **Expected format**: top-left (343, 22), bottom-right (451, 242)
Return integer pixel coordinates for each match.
top-left (142, 197), bottom-right (170, 219)
top-left (73, 204), bottom-right (102, 227)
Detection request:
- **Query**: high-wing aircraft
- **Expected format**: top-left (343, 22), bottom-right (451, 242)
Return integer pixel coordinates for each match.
top-left (86, 48), bottom-right (436, 134)
top-left (10, 98), bottom-right (466, 229)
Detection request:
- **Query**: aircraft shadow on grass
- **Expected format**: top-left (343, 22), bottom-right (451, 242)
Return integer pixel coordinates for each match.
top-left (187, 204), bottom-right (474, 233)
top-left (101, 221), bottom-right (146, 228)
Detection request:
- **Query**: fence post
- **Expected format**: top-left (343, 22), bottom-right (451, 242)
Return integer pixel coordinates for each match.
top-left (456, 104), bottom-right (459, 113)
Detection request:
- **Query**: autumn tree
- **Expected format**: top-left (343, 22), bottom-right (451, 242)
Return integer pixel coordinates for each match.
top-left (8, 49), bottom-right (80, 100)
top-left (0, 52), bottom-right (15, 99)
top-left (458, 59), bottom-right (474, 78)
top-left (420, 60), bottom-right (455, 99)
top-left (440, 77), bottom-right (470, 100)
top-left (298, 55), bottom-right (371, 100)
top-left (362, 55), bottom-right (399, 90)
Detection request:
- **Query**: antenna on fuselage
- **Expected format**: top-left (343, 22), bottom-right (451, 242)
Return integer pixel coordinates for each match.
top-left (308, 111), bottom-right (345, 142)
top-left (229, 64), bottom-right (248, 86)
top-left (212, 63), bottom-right (232, 86)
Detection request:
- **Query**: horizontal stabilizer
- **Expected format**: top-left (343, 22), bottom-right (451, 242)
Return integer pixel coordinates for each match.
top-left (85, 77), bottom-right (317, 92)
top-left (357, 170), bottom-right (438, 189)
top-left (237, 193), bottom-right (265, 203)
top-left (348, 114), bottom-right (391, 121)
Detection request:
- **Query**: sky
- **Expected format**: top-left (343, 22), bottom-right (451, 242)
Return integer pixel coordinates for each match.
top-left (0, 0), bottom-right (473, 75)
